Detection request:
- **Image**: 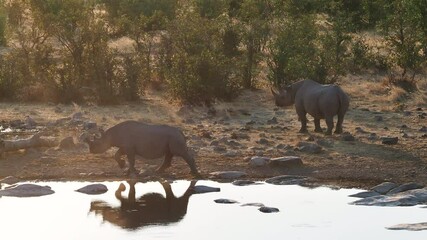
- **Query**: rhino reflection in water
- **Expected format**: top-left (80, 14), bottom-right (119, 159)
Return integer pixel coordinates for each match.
top-left (90, 181), bottom-right (196, 229)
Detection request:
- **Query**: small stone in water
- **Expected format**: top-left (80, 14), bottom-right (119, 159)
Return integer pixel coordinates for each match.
top-left (258, 206), bottom-right (280, 213)
top-left (214, 198), bottom-right (239, 204)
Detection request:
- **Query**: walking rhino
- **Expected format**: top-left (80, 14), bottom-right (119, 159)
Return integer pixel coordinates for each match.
top-left (85, 120), bottom-right (199, 175)
top-left (272, 79), bottom-right (350, 135)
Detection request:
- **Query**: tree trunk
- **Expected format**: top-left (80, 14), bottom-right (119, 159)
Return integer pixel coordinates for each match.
top-left (0, 132), bottom-right (57, 155)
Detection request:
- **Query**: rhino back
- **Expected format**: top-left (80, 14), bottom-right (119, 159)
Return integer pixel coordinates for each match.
top-left (107, 121), bottom-right (186, 159)
top-left (296, 83), bottom-right (347, 118)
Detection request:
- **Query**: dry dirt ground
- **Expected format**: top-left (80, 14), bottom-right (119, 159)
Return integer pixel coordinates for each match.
top-left (0, 75), bottom-right (426, 189)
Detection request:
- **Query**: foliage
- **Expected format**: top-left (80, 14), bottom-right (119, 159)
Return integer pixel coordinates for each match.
top-left (163, 6), bottom-right (240, 103)
top-left (380, 0), bottom-right (425, 85)
top-left (267, 15), bottom-right (318, 86)
top-left (0, 0), bottom-right (426, 103)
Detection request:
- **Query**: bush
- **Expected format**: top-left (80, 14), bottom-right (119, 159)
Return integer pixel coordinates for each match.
top-left (163, 8), bottom-right (240, 104)
top-left (267, 15), bottom-right (318, 86)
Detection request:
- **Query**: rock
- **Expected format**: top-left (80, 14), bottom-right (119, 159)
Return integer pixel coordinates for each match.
top-left (355, 127), bottom-right (368, 134)
top-left (276, 143), bottom-right (290, 150)
top-left (250, 156), bottom-right (270, 167)
top-left (210, 140), bottom-right (219, 146)
top-left (351, 188), bottom-right (427, 206)
top-left (232, 180), bottom-right (258, 186)
top-left (374, 116), bottom-right (383, 121)
top-left (192, 185), bottom-right (221, 194)
top-left (214, 198), bottom-right (239, 204)
top-left (0, 184), bottom-right (54, 197)
top-left (83, 121), bottom-right (97, 130)
top-left (371, 182), bottom-right (398, 195)
top-left (24, 116), bottom-right (37, 129)
top-left (9, 119), bottom-right (23, 128)
top-left (381, 137), bottom-right (398, 145)
top-left (349, 191), bottom-right (381, 198)
top-left (419, 126), bottom-right (427, 132)
top-left (210, 171), bottom-right (247, 179)
top-left (266, 175), bottom-right (308, 185)
top-left (71, 112), bottom-right (83, 120)
top-left (213, 146), bottom-right (227, 152)
top-left (267, 117), bottom-right (278, 124)
top-left (75, 184), bottom-right (108, 195)
top-left (387, 222), bottom-right (427, 231)
top-left (200, 130), bottom-right (212, 139)
top-left (59, 136), bottom-right (76, 149)
top-left (367, 133), bottom-right (377, 141)
top-left (224, 151), bottom-right (239, 157)
top-left (257, 138), bottom-right (270, 145)
top-left (387, 182), bottom-right (424, 195)
top-left (0, 176), bottom-right (21, 185)
top-left (316, 139), bottom-right (334, 148)
top-left (305, 135), bottom-right (315, 141)
top-left (241, 203), bottom-right (265, 207)
top-left (341, 132), bottom-right (355, 141)
top-left (258, 206), bottom-right (280, 213)
top-left (268, 156), bottom-right (303, 168)
top-left (296, 142), bottom-right (322, 154)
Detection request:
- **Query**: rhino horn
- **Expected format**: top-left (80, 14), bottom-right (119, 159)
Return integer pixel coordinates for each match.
top-left (271, 87), bottom-right (279, 96)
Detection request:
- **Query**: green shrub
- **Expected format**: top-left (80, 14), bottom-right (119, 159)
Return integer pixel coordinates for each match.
top-left (163, 8), bottom-right (240, 104)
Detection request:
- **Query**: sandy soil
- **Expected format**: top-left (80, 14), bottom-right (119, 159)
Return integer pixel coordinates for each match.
top-left (0, 75), bottom-right (426, 189)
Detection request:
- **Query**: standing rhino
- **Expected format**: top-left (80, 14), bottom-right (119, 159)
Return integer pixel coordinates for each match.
top-left (86, 120), bottom-right (198, 175)
top-left (271, 79), bottom-right (350, 135)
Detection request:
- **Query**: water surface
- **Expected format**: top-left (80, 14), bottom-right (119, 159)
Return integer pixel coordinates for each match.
top-left (0, 181), bottom-right (425, 240)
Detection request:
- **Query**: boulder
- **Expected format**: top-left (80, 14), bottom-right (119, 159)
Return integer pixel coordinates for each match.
top-left (351, 188), bottom-right (427, 206)
top-left (266, 175), bottom-right (308, 185)
top-left (210, 171), bottom-right (247, 179)
top-left (381, 137), bottom-right (398, 145)
top-left (268, 156), bottom-right (303, 168)
top-left (349, 191), bottom-right (381, 198)
top-left (371, 182), bottom-right (398, 195)
top-left (214, 198), bottom-right (239, 204)
top-left (192, 185), bottom-right (221, 194)
top-left (0, 184), bottom-right (54, 197)
top-left (250, 156), bottom-right (270, 167)
top-left (387, 182), bottom-right (424, 195)
top-left (387, 222), bottom-right (427, 231)
top-left (59, 136), bottom-right (76, 149)
top-left (232, 180), bottom-right (259, 186)
top-left (258, 206), bottom-right (280, 213)
top-left (296, 142), bottom-right (322, 154)
top-left (75, 184), bottom-right (108, 195)
top-left (341, 132), bottom-right (355, 141)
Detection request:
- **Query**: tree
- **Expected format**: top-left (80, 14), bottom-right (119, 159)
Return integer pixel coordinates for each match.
top-left (236, 0), bottom-right (270, 89)
top-left (162, 2), bottom-right (239, 103)
top-left (380, 0), bottom-right (425, 85)
top-left (268, 15), bottom-right (318, 86)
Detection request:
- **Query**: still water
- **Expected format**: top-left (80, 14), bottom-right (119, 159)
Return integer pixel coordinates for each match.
top-left (0, 181), bottom-right (425, 240)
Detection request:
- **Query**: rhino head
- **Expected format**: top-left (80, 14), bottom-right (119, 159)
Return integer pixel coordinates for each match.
top-left (84, 129), bottom-right (111, 154)
top-left (271, 86), bottom-right (293, 107)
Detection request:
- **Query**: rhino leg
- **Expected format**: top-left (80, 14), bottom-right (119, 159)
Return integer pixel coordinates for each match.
top-left (296, 109), bottom-right (308, 133)
top-left (182, 152), bottom-right (199, 175)
top-left (325, 116), bottom-right (334, 135)
top-left (314, 119), bottom-right (323, 133)
top-left (298, 116), bottom-right (308, 133)
top-left (114, 148), bottom-right (126, 169)
top-left (334, 114), bottom-right (344, 134)
top-left (125, 150), bottom-right (138, 176)
top-left (157, 152), bottom-right (173, 172)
